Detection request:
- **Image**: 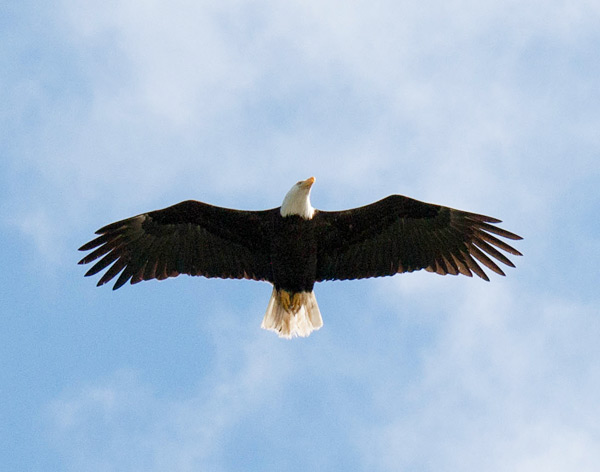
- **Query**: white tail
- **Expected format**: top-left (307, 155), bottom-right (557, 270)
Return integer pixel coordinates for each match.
top-left (261, 288), bottom-right (323, 339)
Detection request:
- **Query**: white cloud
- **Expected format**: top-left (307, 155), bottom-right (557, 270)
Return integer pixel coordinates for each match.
top-left (357, 288), bottom-right (600, 471)
top-left (49, 330), bottom-right (297, 471)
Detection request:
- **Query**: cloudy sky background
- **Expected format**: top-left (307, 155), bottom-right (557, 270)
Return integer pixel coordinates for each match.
top-left (2, 0), bottom-right (599, 470)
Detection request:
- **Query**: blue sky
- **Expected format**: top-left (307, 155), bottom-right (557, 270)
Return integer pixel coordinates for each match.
top-left (2, 0), bottom-right (599, 470)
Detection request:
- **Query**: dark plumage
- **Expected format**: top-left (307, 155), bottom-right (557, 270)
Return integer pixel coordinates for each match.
top-left (79, 177), bottom-right (522, 338)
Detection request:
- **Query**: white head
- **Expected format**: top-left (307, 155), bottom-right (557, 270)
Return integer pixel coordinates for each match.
top-left (280, 177), bottom-right (316, 219)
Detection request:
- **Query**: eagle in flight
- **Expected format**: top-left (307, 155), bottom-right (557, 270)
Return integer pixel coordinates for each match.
top-left (79, 177), bottom-right (522, 338)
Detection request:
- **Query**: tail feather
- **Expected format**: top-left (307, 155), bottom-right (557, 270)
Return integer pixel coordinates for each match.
top-left (261, 288), bottom-right (323, 339)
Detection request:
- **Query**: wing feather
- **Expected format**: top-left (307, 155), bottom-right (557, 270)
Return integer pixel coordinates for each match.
top-left (477, 231), bottom-right (523, 256)
top-left (475, 221), bottom-right (522, 240)
top-left (472, 239), bottom-right (515, 267)
top-left (79, 201), bottom-right (275, 290)
top-left (451, 253), bottom-right (473, 277)
top-left (469, 244), bottom-right (505, 276)
top-left (463, 251), bottom-right (490, 281)
top-left (314, 195), bottom-right (521, 282)
top-left (85, 249), bottom-right (122, 278)
top-left (442, 254), bottom-right (459, 275)
top-left (98, 259), bottom-right (128, 287)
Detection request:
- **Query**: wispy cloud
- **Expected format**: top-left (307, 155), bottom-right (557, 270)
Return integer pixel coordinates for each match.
top-left (49, 330), bottom-right (297, 471)
top-left (47, 285), bottom-right (600, 471)
top-left (357, 287), bottom-right (600, 471)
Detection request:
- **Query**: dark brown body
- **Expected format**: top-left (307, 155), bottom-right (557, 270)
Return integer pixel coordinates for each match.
top-left (271, 215), bottom-right (318, 294)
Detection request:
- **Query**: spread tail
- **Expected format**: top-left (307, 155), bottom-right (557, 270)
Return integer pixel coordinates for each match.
top-left (261, 288), bottom-right (323, 339)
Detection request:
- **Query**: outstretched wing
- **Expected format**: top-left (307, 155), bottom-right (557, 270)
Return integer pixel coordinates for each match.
top-left (314, 195), bottom-right (522, 282)
top-left (79, 201), bottom-right (276, 290)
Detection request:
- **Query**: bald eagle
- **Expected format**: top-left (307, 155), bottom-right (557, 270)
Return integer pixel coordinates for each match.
top-left (79, 177), bottom-right (522, 338)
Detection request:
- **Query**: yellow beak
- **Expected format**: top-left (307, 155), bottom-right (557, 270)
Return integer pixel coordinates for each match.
top-left (302, 176), bottom-right (316, 188)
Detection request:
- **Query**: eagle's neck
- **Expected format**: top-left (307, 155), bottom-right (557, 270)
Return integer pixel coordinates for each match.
top-left (280, 179), bottom-right (315, 220)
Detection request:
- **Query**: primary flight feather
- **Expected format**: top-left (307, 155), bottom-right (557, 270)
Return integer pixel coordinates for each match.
top-left (79, 177), bottom-right (522, 338)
